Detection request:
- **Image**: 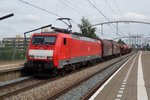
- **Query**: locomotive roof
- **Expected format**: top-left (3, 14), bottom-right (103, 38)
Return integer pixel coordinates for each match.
top-left (32, 32), bottom-right (99, 43)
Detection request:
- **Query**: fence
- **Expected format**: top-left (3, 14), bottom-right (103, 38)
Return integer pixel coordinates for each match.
top-left (0, 43), bottom-right (26, 61)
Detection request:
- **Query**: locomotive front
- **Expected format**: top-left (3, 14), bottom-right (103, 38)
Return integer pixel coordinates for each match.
top-left (24, 33), bottom-right (58, 74)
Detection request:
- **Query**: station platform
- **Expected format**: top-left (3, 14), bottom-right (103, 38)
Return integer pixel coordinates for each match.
top-left (90, 51), bottom-right (150, 100)
top-left (0, 61), bottom-right (24, 73)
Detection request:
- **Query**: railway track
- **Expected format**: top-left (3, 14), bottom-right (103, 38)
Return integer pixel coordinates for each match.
top-left (0, 78), bottom-right (43, 98)
top-left (0, 53), bottom-right (134, 100)
top-left (0, 75), bottom-right (68, 99)
top-left (82, 54), bottom-right (135, 100)
top-left (0, 76), bottom-right (30, 87)
top-left (48, 53), bottom-right (135, 100)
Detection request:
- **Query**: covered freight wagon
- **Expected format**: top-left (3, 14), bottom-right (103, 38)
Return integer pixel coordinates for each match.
top-left (100, 39), bottom-right (113, 58)
top-left (110, 41), bottom-right (121, 56)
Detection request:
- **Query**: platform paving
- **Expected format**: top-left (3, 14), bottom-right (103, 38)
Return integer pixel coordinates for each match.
top-left (0, 60), bottom-right (24, 72)
top-left (91, 51), bottom-right (150, 100)
top-left (141, 51), bottom-right (150, 100)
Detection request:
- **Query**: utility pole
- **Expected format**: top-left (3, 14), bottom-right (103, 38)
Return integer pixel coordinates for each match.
top-left (101, 24), bottom-right (103, 36)
top-left (116, 22), bottom-right (118, 35)
top-left (12, 39), bottom-right (17, 61)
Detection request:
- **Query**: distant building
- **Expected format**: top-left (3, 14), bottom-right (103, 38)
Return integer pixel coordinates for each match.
top-left (0, 41), bottom-right (4, 47)
top-left (2, 35), bottom-right (30, 50)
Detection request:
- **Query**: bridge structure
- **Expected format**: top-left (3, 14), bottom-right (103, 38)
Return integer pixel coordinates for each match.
top-left (90, 20), bottom-right (150, 48)
top-left (91, 20), bottom-right (150, 35)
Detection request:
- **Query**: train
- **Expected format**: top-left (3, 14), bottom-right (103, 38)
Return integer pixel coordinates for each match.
top-left (24, 27), bottom-right (132, 75)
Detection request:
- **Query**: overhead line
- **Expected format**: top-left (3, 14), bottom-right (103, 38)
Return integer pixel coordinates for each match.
top-left (86, 0), bottom-right (110, 22)
top-left (19, 0), bottom-right (62, 17)
top-left (105, 0), bottom-right (121, 20)
top-left (60, 0), bottom-right (93, 21)
top-left (105, 0), bottom-right (127, 36)
top-left (113, 0), bottom-right (125, 20)
top-left (18, 0), bottom-right (79, 25)
top-left (113, 0), bottom-right (133, 36)
top-left (86, 0), bottom-right (125, 36)
top-left (65, 0), bottom-right (94, 20)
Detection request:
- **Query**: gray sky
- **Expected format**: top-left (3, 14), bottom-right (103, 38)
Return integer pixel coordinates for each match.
top-left (0, 0), bottom-right (150, 40)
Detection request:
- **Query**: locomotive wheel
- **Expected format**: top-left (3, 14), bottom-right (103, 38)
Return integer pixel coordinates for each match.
top-left (51, 68), bottom-right (58, 76)
top-left (71, 65), bottom-right (76, 71)
top-left (58, 68), bottom-right (65, 75)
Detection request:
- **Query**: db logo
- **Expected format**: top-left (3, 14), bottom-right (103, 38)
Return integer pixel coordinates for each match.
top-left (40, 47), bottom-right (43, 50)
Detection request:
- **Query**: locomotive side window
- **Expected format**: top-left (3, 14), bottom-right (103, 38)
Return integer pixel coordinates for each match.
top-left (44, 36), bottom-right (56, 45)
top-left (64, 38), bottom-right (66, 45)
top-left (32, 36), bottom-right (44, 45)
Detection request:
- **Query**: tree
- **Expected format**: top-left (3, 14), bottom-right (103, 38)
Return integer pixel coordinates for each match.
top-left (118, 39), bottom-right (126, 44)
top-left (78, 17), bottom-right (98, 38)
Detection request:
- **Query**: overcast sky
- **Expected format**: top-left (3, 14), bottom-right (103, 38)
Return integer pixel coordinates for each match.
top-left (0, 0), bottom-right (150, 40)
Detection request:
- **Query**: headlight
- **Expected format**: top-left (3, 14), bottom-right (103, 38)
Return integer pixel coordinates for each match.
top-left (47, 56), bottom-right (52, 60)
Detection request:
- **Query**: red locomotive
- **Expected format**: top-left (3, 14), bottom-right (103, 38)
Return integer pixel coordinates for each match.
top-left (24, 24), bottom-right (132, 75)
top-left (24, 27), bottom-right (103, 75)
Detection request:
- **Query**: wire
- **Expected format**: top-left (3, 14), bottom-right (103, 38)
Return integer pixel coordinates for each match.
top-left (18, 0), bottom-right (79, 26)
top-left (86, 0), bottom-right (126, 36)
top-left (64, 0), bottom-right (102, 25)
top-left (105, 0), bottom-right (128, 36)
top-left (60, 0), bottom-right (92, 20)
top-left (113, 0), bottom-right (132, 36)
top-left (86, 0), bottom-right (110, 22)
top-left (105, 0), bottom-right (121, 20)
top-left (65, 0), bottom-right (94, 20)
top-left (19, 0), bottom-right (62, 17)
top-left (113, 0), bottom-right (125, 20)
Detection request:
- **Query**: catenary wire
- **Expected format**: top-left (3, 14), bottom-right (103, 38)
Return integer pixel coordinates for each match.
top-left (86, 0), bottom-right (126, 36)
top-left (18, 0), bottom-right (79, 26)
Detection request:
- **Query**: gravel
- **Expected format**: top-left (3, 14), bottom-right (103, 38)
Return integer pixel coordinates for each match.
top-left (0, 78), bottom-right (43, 97)
top-left (3, 54), bottom-right (132, 100)
top-left (0, 76), bottom-right (30, 87)
top-left (56, 57), bottom-right (129, 100)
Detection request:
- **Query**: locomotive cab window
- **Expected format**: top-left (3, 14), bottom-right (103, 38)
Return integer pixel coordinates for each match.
top-left (44, 36), bottom-right (56, 45)
top-left (63, 38), bottom-right (67, 45)
top-left (32, 36), bottom-right (56, 45)
top-left (32, 36), bottom-right (44, 45)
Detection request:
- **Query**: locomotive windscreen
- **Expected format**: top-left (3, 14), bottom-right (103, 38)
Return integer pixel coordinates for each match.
top-left (32, 36), bottom-right (56, 45)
